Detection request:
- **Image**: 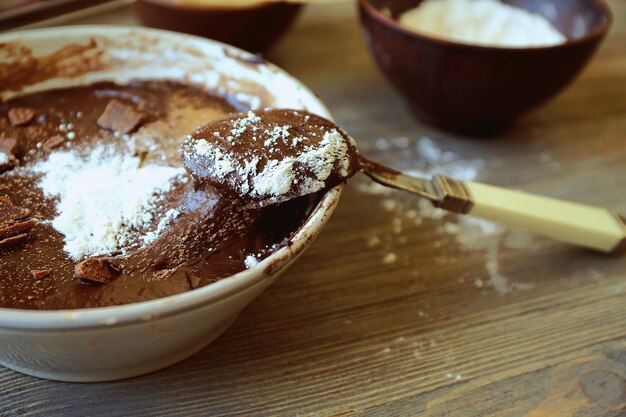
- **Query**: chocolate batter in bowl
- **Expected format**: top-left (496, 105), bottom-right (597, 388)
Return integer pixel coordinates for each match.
top-left (0, 26), bottom-right (341, 382)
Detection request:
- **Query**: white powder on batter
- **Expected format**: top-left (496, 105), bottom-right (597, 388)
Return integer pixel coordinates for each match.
top-left (244, 254), bottom-right (259, 268)
top-left (194, 139), bottom-right (238, 178)
top-left (34, 145), bottom-right (185, 260)
top-left (142, 208), bottom-right (181, 246)
top-left (185, 114), bottom-right (352, 201)
top-left (251, 129), bottom-right (351, 198)
top-left (0, 152), bottom-right (9, 165)
top-left (399, 0), bottom-right (566, 47)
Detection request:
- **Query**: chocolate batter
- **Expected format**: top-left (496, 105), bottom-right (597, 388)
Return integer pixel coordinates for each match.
top-left (182, 109), bottom-right (359, 207)
top-left (0, 81), bottom-right (320, 310)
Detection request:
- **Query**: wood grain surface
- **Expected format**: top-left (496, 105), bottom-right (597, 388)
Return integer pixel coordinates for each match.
top-left (1, 1), bottom-right (626, 416)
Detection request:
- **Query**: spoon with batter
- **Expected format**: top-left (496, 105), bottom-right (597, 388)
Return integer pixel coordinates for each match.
top-left (181, 109), bottom-right (626, 254)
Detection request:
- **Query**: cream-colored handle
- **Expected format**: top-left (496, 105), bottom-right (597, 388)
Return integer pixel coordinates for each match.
top-left (464, 181), bottom-right (626, 253)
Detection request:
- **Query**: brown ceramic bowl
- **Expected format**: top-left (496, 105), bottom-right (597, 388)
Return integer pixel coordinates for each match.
top-left (359, 0), bottom-right (613, 134)
top-left (134, 0), bottom-right (303, 53)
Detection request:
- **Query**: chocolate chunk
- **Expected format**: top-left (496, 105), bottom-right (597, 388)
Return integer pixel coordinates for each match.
top-left (0, 219), bottom-right (35, 252)
top-left (8, 107), bottom-right (35, 126)
top-left (43, 135), bottom-right (66, 151)
top-left (134, 147), bottom-right (149, 167)
top-left (75, 258), bottom-right (123, 284)
top-left (0, 137), bottom-right (18, 156)
top-left (186, 272), bottom-right (202, 289)
top-left (0, 138), bottom-right (18, 174)
top-left (0, 220), bottom-right (36, 241)
top-left (0, 233), bottom-right (29, 250)
top-left (0, 137), bottom-right (20, 173)
top-left (31, 269), bottom-right (52, 280)
top-left (97, 99), bottom-right (146, 134)
top-left (0, 197), bottom-right (30, 221)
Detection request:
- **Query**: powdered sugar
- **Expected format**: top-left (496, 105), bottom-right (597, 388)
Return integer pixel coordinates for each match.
top-left (183, 111), bottom-right (355, 203)
top-left (34, 145), bottom-right (185, 260)
top-left (252, 158), bottom-right (299, 197)
top-left (250, 129), bottom-right (352, 199)
top-left (194, 139), bottom-right (237, 177)
top-left (0, 152), bottom-right (8, 165)
top-left (244, 254), bottom-right (259, 268)
top-left (231, 111), bottom-right (261, 139)
top-left (142, 208), bottom-right (181, 245)
top-left (264, 125), bottom-right (291, 147)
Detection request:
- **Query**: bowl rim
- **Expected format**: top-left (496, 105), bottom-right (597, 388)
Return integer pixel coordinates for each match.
top-left (359, 0), bottom-right (613, 52)
top-left (136, 0), bottom-right (296, 12)
top-left (0, 25), bottom-right (341, 330)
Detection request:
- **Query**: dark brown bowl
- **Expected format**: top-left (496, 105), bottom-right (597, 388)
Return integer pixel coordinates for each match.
top-left (359, 0), bottom-right (613, 134)
top-left (134, 0), bottom-right (303, 53)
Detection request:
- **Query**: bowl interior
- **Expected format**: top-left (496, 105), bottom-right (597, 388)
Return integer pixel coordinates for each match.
top-left (364, 0), bottom-right (612, 42)
top-left (0, 26), bottom-right (339, 326)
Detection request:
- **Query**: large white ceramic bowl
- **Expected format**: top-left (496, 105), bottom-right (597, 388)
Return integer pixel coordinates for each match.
top-left (0, 26), bottom-right (340, 382)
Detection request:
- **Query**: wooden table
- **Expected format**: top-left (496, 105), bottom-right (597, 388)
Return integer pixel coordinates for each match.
top-left (2, 2), bottom-right (626, 416)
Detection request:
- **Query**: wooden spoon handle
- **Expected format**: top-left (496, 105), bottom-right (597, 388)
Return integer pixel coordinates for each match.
top-left (433, 176), bottom-right (626, 254)
top-left (361, 161), bottom-right (625, 253)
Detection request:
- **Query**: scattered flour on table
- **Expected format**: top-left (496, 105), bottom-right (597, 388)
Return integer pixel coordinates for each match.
top-left (33, 145), bottom-right (185, 260)
top-left (358, 136), bottom-right (535, 294)
top-left (445, 372), bottom-right (463, 381)
top-left (383, 252), bottom-right (398, 264)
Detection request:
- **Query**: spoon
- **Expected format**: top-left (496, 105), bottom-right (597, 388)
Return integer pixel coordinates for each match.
top-left (180, 109), bottom-right (626, 254)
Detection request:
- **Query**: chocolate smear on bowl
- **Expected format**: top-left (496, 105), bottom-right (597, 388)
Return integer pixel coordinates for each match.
top-left (0, 39), bottom-right (103, 92)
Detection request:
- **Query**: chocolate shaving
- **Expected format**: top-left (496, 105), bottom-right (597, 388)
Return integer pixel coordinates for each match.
top-left (0, 220), bottom-right (36, 241)
top-left (97, 99), bottom-right (146, 134)
top-left (31, 269), bottom-right (52, 280)
top-left (0, 137), bottom-right (18, 156)
top-left (186, 272), bottom-right (202, 289)
top-left (0, 137), bottom-right (20, 173)
top-left (0, 218), bottom-right (35, 252)
top-left (0, 233), bottom-right (29, 250)
top-left (0, 197), bottom-right (30, 221)
top-left (134, 147), bottom-right (149, 167)
top-left (43, 135), bottom-right (66, 151)
top-left (75, 258), bottom-right (123, 284)
top-left (8, 107), bottom-right (35, 126)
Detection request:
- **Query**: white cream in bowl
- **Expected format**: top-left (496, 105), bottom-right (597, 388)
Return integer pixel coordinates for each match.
top-left (398, 0), bottom-right (566, 47)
